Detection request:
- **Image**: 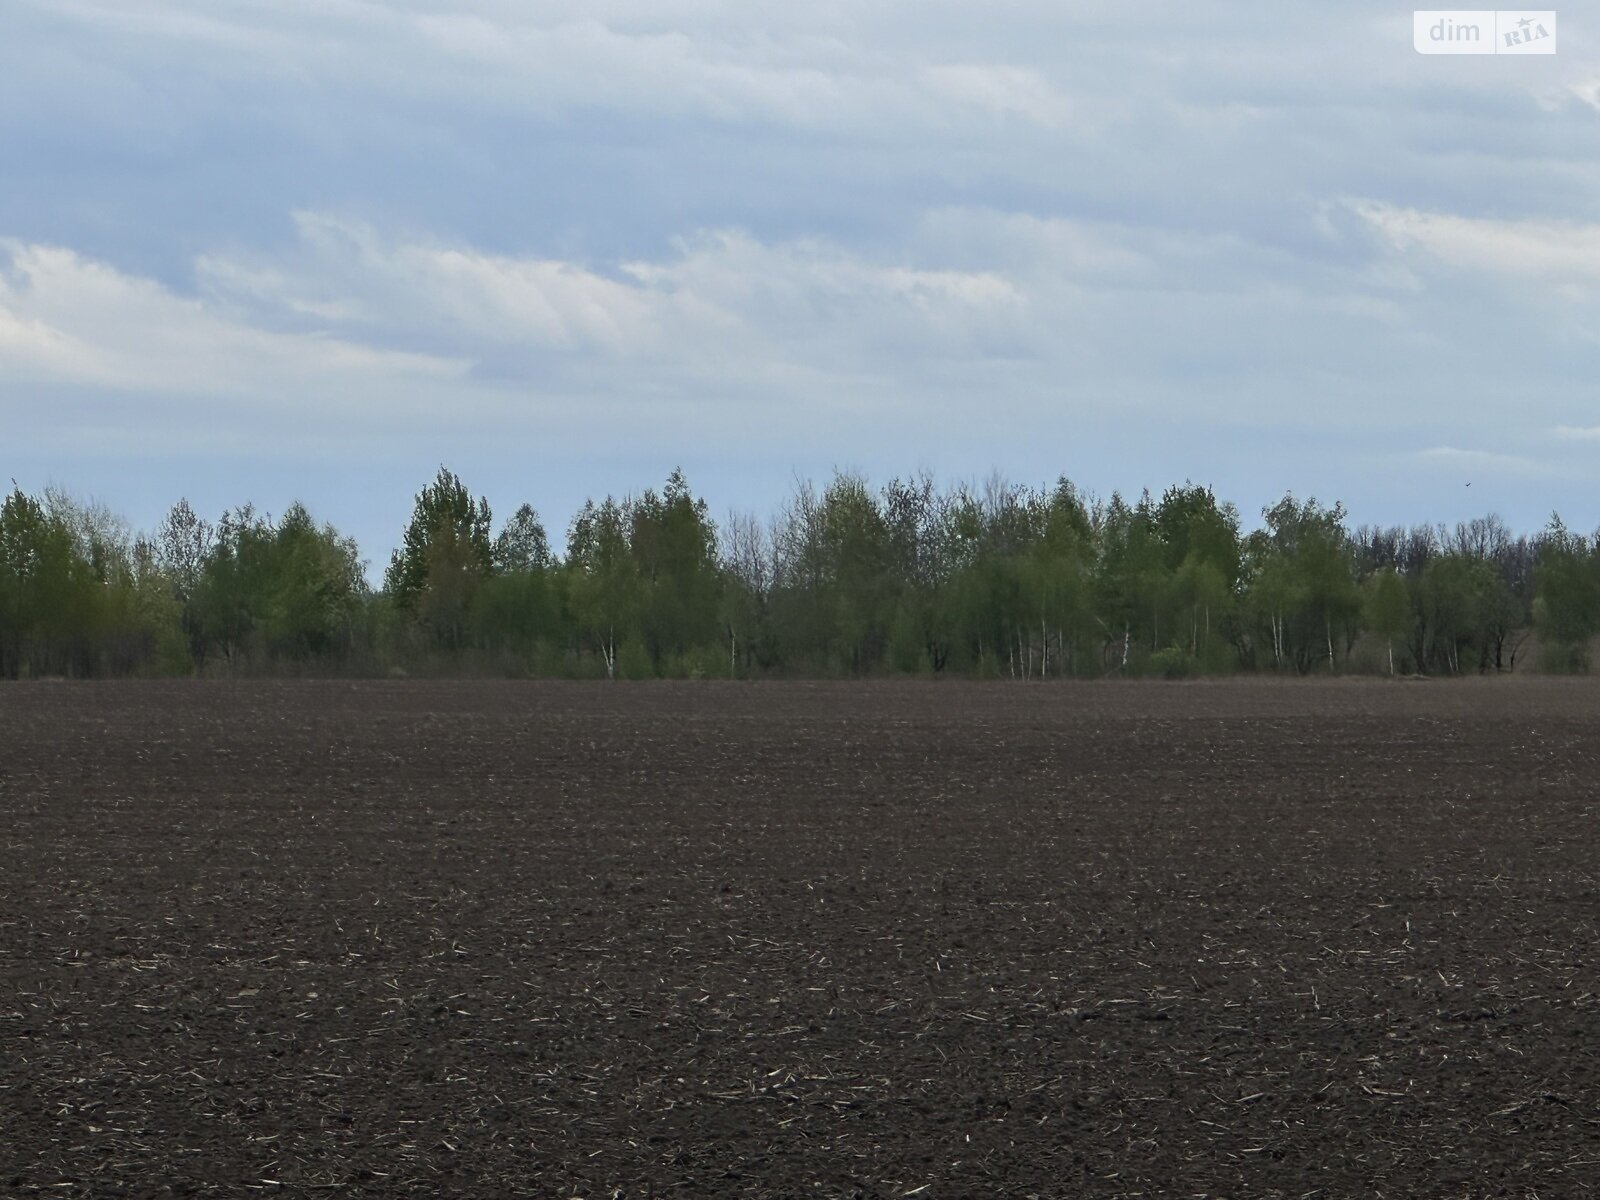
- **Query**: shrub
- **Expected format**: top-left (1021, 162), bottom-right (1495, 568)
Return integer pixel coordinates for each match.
top-left (617, 640), bottom-right (655, 680)
top-left (1149, 646), bottom-right (1194, 679)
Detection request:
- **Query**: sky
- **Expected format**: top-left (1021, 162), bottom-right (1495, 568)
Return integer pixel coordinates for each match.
top-left (4, 1), bottom-right (1600, 574)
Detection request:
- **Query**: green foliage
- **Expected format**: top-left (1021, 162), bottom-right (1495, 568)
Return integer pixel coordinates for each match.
top-left (0, 471), bottom-right (1581, 681)
top-left (264, 504), bottom-right (367, 660)
top-left (886, 603), bottom-right (934, 675)
top-left (1363, 568), bottom-right (1412, 675)
top-left (1094, 492), bottom-right (1168, 667)
top-left (1533, 515), bottom-right (1600, 671)
top-left (493, 503), bottom-right (553, 574)
top-left (819, 472), bottom-right (894, 672)
top-left (386, 468), bottom-right (493, 650)
top-left (768, 471), bottom-right (897, 673)
top-left (1415, 554), bottom-right (1503, 674)
top-left (630, 470), bottom-right (722, 668)
top-left (567, 496), bottom-right (639, 678)
top-left (617, 639), bottom-right (655, 680)
top-left (1244, 495), bottom-right (1360, 673)
top-left (185, 503), bottom-right (367, 670)
top-left (718, 511), bottom-right (772, 677)
top-left (1148, 646), bottom-right (1194, 679)
top-left (0, 486), bottom-right (192, 677)
top-left (1155, 484), bottom-right (1241, 585)
top-left (469, 568), bottom-right (558, 659)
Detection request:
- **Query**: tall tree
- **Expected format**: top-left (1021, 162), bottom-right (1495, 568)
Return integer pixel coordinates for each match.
top-left (719, 509), bottom-right (773, 676)
top-left (1533, 515), bottom-right (1600, 672)
top-left (1244, 496), bottom-right (1359, 673)
top-left (881, 472), bottom-right (950, 673)
top-left (1094, 492), bottom-right (1168, 670)
top-left (154, 498), bottom-right (216, 665)
top-left (264, 503), bottom-right (368, 662)
top-left (189, 505), bottom-right (276, 668)
top-left (628, 469), bottom-right (721, 669)
top-left (566, 497), bottom-right (639, 678)
top-left (386, 468), bottom-right (494, 651)
top-left (819, 472), bottom-right (894, 673)
top-left (1363, 568), bottom-right (1412, 676)
top-left (493, 504), bottom-right (553, 574)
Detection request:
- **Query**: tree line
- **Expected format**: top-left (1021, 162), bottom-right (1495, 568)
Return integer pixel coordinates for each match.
top-left (3, 468), bottom-right (1598, 680)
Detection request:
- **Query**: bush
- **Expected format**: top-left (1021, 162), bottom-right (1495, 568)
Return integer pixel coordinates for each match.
top-left (1538, 641), bottom-right (1591, 674)
top-left (1149, 646), bottom-right (1194, 679)
top-left (617, 640), bottom-right (655, 680)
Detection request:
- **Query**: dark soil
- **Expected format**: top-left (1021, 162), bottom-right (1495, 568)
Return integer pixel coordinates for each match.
top-left (3, 678), bottom-right (1599, 1197)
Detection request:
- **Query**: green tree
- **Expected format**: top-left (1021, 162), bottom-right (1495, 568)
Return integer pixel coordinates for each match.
top-left (1171, 554), bottom-right (1230, 661)
top-left (718, 510), bottom-right (772, 676)
top-left (386, 468), bottom-right (494, 651)
top-left (190, 505), bottom-right (276, 668)
top-left (263, 503), bottom-right (368, 662)
top-left (47, 489), bottom-right (188, 676)
top-left (1022, 479), bottom-right (1095, 675)
top-left (1415, 554), bottom-right (1499, 675)
top-left (1363, 567), bottom-right (1413, 676)
top-left (1244, 496), bottom-right (1359, 673)
top-left (820, 472), bottom-right (894, 673)
top-left (1533, 515), bottom-right (1600, 672)
top-left (567, 497), bottom-right (639, 678)
top-left (881, 472), bottom-right (951, 673)
top-left (154, 498), bottom-right (216, 666)
top-left (0, 486), bottom-right (116, 677)
top-left (0, 487), bottom-right (61, 676)
top-left (1155, 484), bottom-right (1242, 587)
top-left (493, 504), bottom-right (552, 574)
top-left (768, 479), bottom-right (831, 670)
top-left (628, 469), bottom-right (721, 670)
top-left (1094, 492), bottom-right (1168, 671)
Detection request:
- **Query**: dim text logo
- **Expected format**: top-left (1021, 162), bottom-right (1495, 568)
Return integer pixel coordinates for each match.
top-left (1414, 10), bottom-right (1556, 53)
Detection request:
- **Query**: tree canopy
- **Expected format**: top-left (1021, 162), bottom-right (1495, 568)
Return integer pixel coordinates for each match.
top-left (2, 467), bottom-right (1596, 681)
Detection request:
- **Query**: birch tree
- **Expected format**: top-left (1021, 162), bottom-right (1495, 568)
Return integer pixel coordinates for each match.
top-left (567, 497), bottom-right (638, 678)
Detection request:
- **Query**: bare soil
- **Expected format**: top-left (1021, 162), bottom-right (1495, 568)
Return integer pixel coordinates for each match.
top-left (3, 678), bottom-right (1599, 1197)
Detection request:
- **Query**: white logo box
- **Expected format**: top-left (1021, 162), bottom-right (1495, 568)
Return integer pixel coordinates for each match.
top-left (1414, 10), bottom-right (1557, 54)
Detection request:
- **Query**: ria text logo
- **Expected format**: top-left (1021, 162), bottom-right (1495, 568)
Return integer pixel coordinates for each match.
top-left (1414, 10), bottom-right (1556, 53)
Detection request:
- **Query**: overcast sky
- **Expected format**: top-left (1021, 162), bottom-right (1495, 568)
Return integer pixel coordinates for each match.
top-left (4, 1), bottom-right (1600, 571)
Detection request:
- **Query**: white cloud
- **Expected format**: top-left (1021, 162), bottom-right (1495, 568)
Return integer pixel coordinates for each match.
top-left (1, 217), bottom-right (1050, 466)
top-left (1551, 424), bottom-right (1600, 441)
top-left (12, 192), bottom-right (1597, 478)
top-left (1414, 445), bottom-right (1546, 476)
top-left (918, 64), bottom-right (1072, 128)
top-left (1350, 202), bottom-right (1600, 285)
top-left (15, 0), bottom-right (1083, 135)
top-left (198, 214), bottom-right (1029, 370)
top-left (0, 239), bottom-right (465, 404)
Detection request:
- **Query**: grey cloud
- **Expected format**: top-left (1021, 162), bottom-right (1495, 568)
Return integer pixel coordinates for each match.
top-left (7, 0), bottom-right (1600, 556)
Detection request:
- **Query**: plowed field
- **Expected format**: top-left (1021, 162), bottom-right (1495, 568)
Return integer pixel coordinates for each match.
top-left (3, 679), bottom-right (1599, 1197)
